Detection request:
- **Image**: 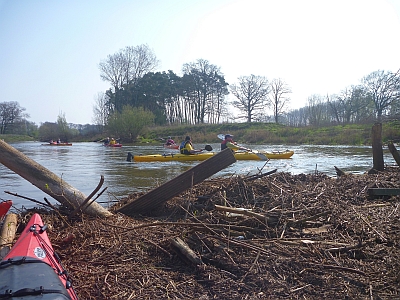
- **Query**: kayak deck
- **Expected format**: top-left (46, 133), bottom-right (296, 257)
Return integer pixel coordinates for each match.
top-left (0, 213), bottom-right (78, 299)
top-left (129, 150), bottom-right (294, 162)
top-left (132, 152), bottom-right (214, 162)
top-left (235, 150), bottom-right (294, 160)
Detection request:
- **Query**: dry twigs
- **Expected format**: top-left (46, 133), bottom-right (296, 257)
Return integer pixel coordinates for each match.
top-left (15, 166), bottom-right (400, 299)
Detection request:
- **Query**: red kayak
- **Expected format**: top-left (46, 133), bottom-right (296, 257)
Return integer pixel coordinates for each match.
top-left (0, 200), bottom-right (12, 220)
top-left (103, 143), bottom-right (122, 147)
top-left (0, 213), bottom-right (78, 299)
top-left (163, 143), bottom-right (179, 150)
top-left (42, 143), bottom-right (73, 146)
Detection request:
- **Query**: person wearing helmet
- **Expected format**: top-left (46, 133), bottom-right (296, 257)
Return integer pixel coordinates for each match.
top-left (221, 134), bottom-right (250, 152)
top-left (179, 136), bottom-right (203, 155)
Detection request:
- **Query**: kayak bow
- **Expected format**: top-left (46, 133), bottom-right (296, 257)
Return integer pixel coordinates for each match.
top-left (0, 213), bottom-right (78, 299)
top-left (0, 200), bottom-right (12, 220)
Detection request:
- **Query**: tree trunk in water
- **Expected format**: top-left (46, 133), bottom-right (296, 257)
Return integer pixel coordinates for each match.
top-left (371, 123), bottom-right (384, 171)
top-left (0, 140), bottom-right (112, 217)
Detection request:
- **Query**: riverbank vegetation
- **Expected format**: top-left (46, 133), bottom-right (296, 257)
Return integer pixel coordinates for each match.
top-left (141, 120), bottom-right (400, 145)
top-left (1, 120), bottom-right (400, 146)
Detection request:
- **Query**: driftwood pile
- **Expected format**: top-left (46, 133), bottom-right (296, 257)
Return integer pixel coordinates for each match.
top-left (9, 165), bottom-right (397, 299)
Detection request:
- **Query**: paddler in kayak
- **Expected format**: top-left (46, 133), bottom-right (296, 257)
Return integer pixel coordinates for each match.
top-left (221, 134), bottom-right (250, 152)
top-left (166, 136), bottom-right (175, 145)
top-left (109, 137), bottom-right (117, 145)
top-left (180, 136), bottom-right (203, 154)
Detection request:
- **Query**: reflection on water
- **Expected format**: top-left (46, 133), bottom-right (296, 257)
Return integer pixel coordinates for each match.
top-left (0, 142), bottom-right (396, 209)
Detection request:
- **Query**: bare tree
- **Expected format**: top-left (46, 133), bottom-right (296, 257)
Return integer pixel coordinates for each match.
top-left (126, 45), bottom-right (159, 86)
top-left (286, 107), bottom-right (308, 127)
top-left (0, 101), bottom-right (26, 134)
top-left (328, 85), bottom-right (372, 124)
top-left (362, 69), bottom-right (400, 122)
top-left (306, 94), bottom-right (329, 126)
top-left (181, 59), bottom-right (228, 124)
top-left (99, 44), bottom-right (159, 92)
top-left (268, 78), bottom-right (291, 123)
top-left (230, 75), bottom-right (269, 122)
top-left (92, 92), bottom-right (109, 128)
top-left (361, 69), bottom-right (400, 171)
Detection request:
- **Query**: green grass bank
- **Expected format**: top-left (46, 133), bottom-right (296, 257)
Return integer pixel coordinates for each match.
top-left (142, 120), bottom-right (400, 145)
top-left (2, 120), bottom-right (399, 145)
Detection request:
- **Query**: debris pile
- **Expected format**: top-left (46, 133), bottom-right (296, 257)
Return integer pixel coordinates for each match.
top-left (15, 167), bottom-right (400, 299)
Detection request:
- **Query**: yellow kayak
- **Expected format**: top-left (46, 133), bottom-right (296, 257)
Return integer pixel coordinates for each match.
top-left (127, 150), bottom-right (294, 162)
top-left (235, 150), bottom-right (294, 160)
top-left (129, 152), bottom-right (215, 162)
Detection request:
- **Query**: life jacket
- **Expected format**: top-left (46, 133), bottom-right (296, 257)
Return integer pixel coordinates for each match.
top-left (221, 140), bottom-right (228, 150)
top-left (180, 140), bottom-right (191, 154)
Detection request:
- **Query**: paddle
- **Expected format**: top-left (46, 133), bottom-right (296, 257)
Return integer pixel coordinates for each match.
top-left (190, 145), bottom-right (213, 154)
top-left (217, 134), bottom-right (268, 160)
top-left (162, 145), bottom-right (212, 156)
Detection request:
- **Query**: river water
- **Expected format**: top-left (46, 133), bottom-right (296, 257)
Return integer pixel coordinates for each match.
top-left (0, 141), bottom-right (396, 209)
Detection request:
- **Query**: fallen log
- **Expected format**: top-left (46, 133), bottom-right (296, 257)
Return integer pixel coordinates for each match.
top-left (170, 237), bottom-right (203, 266)
top-left (118, 149), bottom-right (236, 215)
top-left (0, 213), bottom-right (18, 259)
top-left (0, 140), bottom-right (111, 218)
top-left (214, 205), bottom-right (268, 223)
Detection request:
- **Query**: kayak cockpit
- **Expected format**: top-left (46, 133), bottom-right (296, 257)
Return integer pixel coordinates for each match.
top-left (0, 256), bottom-right (73, 300)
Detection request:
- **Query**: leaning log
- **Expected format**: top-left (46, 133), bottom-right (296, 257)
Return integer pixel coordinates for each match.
top-left (0, 140), bottom-right (112, 217)
top-left (388, 141), bottom-right (400, 167)
top-left (334, 166), bottom-right (347, 177)
top-left (0, 213), bottom-right (18, 259)
top-left (118, 149), bottom-right (236, 215)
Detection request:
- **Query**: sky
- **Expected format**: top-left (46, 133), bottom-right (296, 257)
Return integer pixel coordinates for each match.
top-left (1, 0), bottom-right (400, 125)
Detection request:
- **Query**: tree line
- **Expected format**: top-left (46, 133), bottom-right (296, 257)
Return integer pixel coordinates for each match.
top-left (1, 43), bottom-right (399, 142)
top-left (285, 70), bottom-right (400, 127)
top-left (95, 44), bottom-right (400, 133)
